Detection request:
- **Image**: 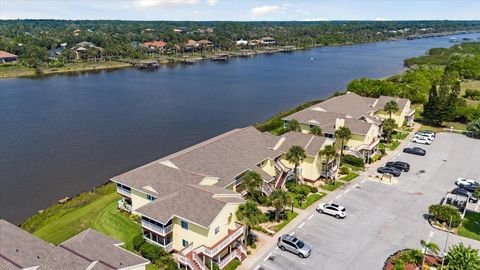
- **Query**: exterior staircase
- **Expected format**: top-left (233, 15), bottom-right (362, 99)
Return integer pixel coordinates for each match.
top-left (261, 183), bottom-right (273, 196)
top-left (274, 171), bottom-right (287, 189)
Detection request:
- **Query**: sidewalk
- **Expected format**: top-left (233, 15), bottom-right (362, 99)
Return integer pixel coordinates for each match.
top-left (239, 125), bottom-right (420, 270)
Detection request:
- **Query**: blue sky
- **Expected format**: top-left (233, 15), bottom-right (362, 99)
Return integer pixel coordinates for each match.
top-left (1, 0), bottom-right (479, 21)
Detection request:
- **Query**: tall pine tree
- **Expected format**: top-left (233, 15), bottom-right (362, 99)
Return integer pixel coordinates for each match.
top-left (423, 71), bottom-right (461, 126)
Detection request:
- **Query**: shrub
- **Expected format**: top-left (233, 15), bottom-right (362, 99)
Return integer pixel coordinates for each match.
top-left (130, 214), bottom-right (141, 223)
top-left (465, 89), bottom-right (480, 100)
top-left (369, 153), bottom-right (382, 163)
top-left (309, 186), bottom-right (318, 193)
top-left (342, 155), bottom-right (365, 168)
top-left (139, 242), bottom-right (162, 261)
top-left (428, 204), bottom-right (462, 228)
top-left (133, 233), bottom-right (146, 251)
top-left (339, 166), bottom-right (350, 175)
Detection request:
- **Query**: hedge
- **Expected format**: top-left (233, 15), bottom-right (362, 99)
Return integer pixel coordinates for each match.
top-left (342, 155), bottom-right (365, 168)
top-left (428, 204), bottom-right (462, 228)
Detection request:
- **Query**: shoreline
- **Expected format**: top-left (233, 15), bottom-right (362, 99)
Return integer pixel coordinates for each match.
top-left (1, 30), bottom-right (478, 80)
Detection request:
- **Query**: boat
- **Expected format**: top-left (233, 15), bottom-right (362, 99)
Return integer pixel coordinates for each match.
top-left (212, 54), bottom-right (229, 61)
top-left (136, 61), bottom-right (159, 70)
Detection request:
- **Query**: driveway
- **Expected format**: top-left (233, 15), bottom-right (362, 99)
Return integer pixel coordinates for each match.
top-left (249, 133), bottom-right (480, 270)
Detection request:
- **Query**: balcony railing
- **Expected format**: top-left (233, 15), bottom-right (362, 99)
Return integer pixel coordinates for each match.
top-left (218, 249), bottom-right (243, 269)
top-left (196, 225), bottom-right (243, 258)
top-left (145, 238), bottom-right (173, 251)
top-left (192, 252), bottom-right (209, 270)
top-left (116, 187), bottom-right (131, 197)
top-left (175, 254), bottom-right (196, 270)
top-left (141, 220), bottom-right (173, 235)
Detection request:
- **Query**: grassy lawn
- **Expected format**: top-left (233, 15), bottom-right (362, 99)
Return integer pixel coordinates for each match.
top-left (340, 172), bottom-right (359, 181)
top-left (321, 181), bottom-right (343, 191)
top-left (391, 131), bottom-right (409, 141)
top-left (270, 211), bottom-right (299, 232)
top-left (457, 211), bottom-right (480, 241)
top-left (223, 259), bottom-right (241, 270)
top-left (293, 193), bottom-right (326, 209)
top-left (389, 141), bottom-right (400, 150)
top-left (342, 164), bottom-right (365, 172)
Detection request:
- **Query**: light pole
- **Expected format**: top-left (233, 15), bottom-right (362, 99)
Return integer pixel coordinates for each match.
top-left (440, 216), bottom-right (453, 269)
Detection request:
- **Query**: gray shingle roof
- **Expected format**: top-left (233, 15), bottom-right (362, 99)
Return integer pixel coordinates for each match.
top-left (343, 118), bottom-right (375, 135)
top-left (136, 185), bottom-right (240, 228)
top-left (61, 229), bottom-right (149, 269)
top-left (275, 132), bottom-right (328, 156)
top-left (311, 92), bottom-right (373, 118)
top-left (37, 246), bottom-right (112, 270)
top-left (372, 95), bottom-right (409, 112)
top-left (0, 219), bottom-right (54, 269)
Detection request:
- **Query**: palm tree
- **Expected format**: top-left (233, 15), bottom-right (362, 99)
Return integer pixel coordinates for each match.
top-left (318, 144), bottom-right (338, 183)
top-left (384, 100), bottom-right (399, 119)
top-left (335, 126), bottom-right (351, 157)
top-left (445, 243), bottom-right (480, 270)
top-left (236, 201), bottom-right (264, 245)
top-left (420, 240), bottom-right (440, 269)
top-left (310, 126), bottom-right (323, 136)
top-left (243, 171), bottom-right (263, 199)
top-left (382, 118), bottom-right (397, 143)
top-left (285, 145), bottom-right (306, 182)
top-left (270, 190), bottom-right (292, 222)
top-left (285, 120), bottom-right (301, 132)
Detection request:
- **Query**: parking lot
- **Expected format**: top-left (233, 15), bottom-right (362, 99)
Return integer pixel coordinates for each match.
top-left (253, 133), bottom-right (480, 270)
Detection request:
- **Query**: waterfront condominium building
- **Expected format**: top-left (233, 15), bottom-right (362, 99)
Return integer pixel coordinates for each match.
top-left (111, 126), bottom-right (334, 270)
top-left (283, 92), bottom-right (414, 160)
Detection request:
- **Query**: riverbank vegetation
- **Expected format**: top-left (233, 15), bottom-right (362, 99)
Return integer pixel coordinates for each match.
top-left (1, 20), bottom-right (479, 77)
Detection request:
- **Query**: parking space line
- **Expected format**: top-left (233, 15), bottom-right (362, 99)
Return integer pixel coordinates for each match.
top-left (361, 179), bottom-right (366, 183)
top-left (344, 188), bottom-right (351, 194)
top-left (475, 204), bottom-right (479, 212)
top-left (308, 214), bottom-right (314, 220)
top-left (353, 184), bottom-right (358, 188)
top-left (290, 231), bottom-right (295, 236)
top-left (298, 222), bottom-right (305, 229)
top-left (263, 252), bottom-right (272, 262)
top-left (254, 265), bottom-right (260, 270)
top-left (336, 194), bottom-right (342, 199)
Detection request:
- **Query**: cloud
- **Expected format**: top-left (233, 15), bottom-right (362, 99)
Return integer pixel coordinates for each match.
top-left (206, 0), bottom-right (218, 6)
top-left (135, 0), bottom-right (198, 8)
top-left (303, 17), bottom-right (328, 21)
top-left (251, 5), bottom-right (281, 16)
top-left (374, 17), bottom-right (390, 21)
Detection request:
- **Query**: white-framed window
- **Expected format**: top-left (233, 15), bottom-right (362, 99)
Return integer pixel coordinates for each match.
top-left (146, 194), bottom-right (156, 201)
top-left (214, 226), bottom-right (220, 235)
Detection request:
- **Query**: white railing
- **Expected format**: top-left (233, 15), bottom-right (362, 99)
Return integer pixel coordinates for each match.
top-left (197, 225), bottom-right (243, 257)
top-left (192, 252), bottom-right (208, 270)
top-left (275, 160), bottom-right (287, 172)
top-left (218, 249), bottom-right (242, 269)
top-left (238, 244), bottom-right (247, 256)
top-left (175, 254), bottom-right (196, 270)
top-left (117, 187), bottom-right (131, 197)
top-left (141, 220), bottom-right (173, 235)
top-left (180, 243), bottom-right (194, 256)
top-left (145, 238), bottom-right (173, 251)
top-left (117, 199), bottom-right (132, 212)
top-left (261, 183), bottom-right (273, 195)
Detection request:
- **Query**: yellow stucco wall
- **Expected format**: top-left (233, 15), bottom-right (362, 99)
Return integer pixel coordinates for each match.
top-left (131, 190), bottom-right (152, 214)
top-left (260, 159), bottom-right (276, 177)
top-left (280, 154), bottom-right (323, 181)
top-left (171, 203), bottom-right (241, 251)
top-left (375, 100), bottom-right (410, 128)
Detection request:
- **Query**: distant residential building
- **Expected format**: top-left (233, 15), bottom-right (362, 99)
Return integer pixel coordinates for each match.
top-left (143, 28), bottom-right (155, 33)
top-left (236, 39), bottom-right (248, 46)
top-left (73, 29), bottom-right (81, 36)
top-left (184, 39), bottom-right (199, 51)
top-left (72, 41), bottom-right (103, 60)
top-left (173, 28), bottom-right (183, 33)
top-left (0, 51), bottom-right (18, 63)
top-left (0, 219), bottom-right (149, 270)
top-left (198, 39), bottom-right (214, 47)
top-left (260, 37), bottom-right (276, 45)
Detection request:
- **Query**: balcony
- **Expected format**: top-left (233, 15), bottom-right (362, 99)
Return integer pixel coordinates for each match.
top-left (146, 238), bottom-right (173, 251)
top-left (218, 246), bottom-right (246, 269)
top-left (116, 186), bottom-right (131, 197)
top-left (141, 220), bottom-right (173, 235)
top-left (196, 224), bottom-right (243, 258)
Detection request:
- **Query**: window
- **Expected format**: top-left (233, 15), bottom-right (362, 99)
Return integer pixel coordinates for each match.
top-left (181, 220), bottom-right (189, 230)
top-left (182, 239), bottom-right (189, 247)
top-left (147, 194), bottom-right (155, 201)
top-left (215, 226), bottom-right (220, 235)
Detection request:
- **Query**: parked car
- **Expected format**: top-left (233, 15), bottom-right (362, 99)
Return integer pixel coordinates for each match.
top-left (451, 188), bottom-right (479, 203)
top-left (377, 166), bottom-right (402, 177)
top-left (316, 202), bottom-right (347, 219)
top-left (420, 130), bottom-right (436, 138)
top-left (457, 183), bottom-right (479, 193)
top-left (385, 161), bottom-right (410, 172)
top-left (403, 147), bottom-right (426, 156)
top-left (277, 234), bottom-right (312, 258)
top-left (412, 136), bottom-right (432, 145)
top-left (415, 131), bottom-right (435, 140)
top-left (456, 178), bottom-right (480, 187)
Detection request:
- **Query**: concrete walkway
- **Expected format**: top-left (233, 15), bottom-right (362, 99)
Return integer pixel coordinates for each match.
top-left (239, 125), bottom-right (420, 270)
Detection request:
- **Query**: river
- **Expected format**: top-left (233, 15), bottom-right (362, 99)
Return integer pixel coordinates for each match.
top-left (1, 33), bottom-right (479, 224)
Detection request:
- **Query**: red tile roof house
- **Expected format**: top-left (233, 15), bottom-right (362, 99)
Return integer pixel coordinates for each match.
top-left (0, 219), bottom-right (149, 270)
top-left (0, 51), bottom-right (18, 63)
top-left (198, 39), bottom-right (214, 47)
top-left (184, 39), bottom-right (200, 51)
top-left (143, 41), bottom-right (167, 53)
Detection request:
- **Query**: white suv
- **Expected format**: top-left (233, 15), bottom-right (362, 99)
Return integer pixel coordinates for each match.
top-left (412, 136), bottom-right (432, 145)
top-left (317, 202), bottom-right (347, 219)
